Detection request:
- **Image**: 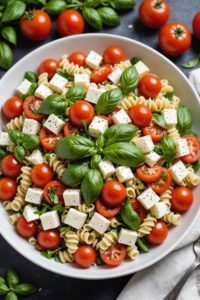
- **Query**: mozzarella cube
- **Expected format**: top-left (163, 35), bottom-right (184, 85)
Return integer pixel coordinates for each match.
top-left (175, 139), bottom-right (190, 158)
top-left (170, 161), bottom-right (189, 183)
top-left (89, 116), bottom-right (108, 137)
top-left (49, 73), bottom-right (68, 93)
top-left (34, 84), bottom-right (53, 100)
top-left (85, 87), bottom-right (105, 104)
top-left (108, 68), bottom-right (122, 84)
top-left (25, 188), bottom-right (43, 205)
top-left (115, 166), bottom-right (134, 183)
top-left (74, 74), bottom-right (90, 89)
top-left (134, 135), bottom-right (154, 153)
top-left (137, 188), bottom-right (160, 209)
top-left (98, 160), bottom-right (115, 179)
top-left (161, 109), bottom-right (177, 126)
top-left (135, 61), bottom-right (150, 78)
top-left (150, 202), bottom-right (169, 219)
top-left (0, 132), bottom-right (13, 146)
top-left (40, 211), bottom-right (60, 230)
top-left (17, 79), bottom-right (32, 95)
top-left (22, 118), bottom-right (40, 135)
top-left (118, 228), bottom-right (138, 246)
top-left (26, 149), bottom-right (44, 165)
top-left (144, 151), bottom-right (161, 167)
top-left (23, 205), bottom-right (39, 222)
top-left (89, 212), bottom-right (110, 234)
top-left (64, 208), bottom-right (87, 229)
top-left (86, 50), bottom-right (103, 69)
top-left (112, 109), bottom-right (131, 125)
top-left (44, 114), bottom-right (65, 135)
top-left (63, 189), bottom-right (81, 206)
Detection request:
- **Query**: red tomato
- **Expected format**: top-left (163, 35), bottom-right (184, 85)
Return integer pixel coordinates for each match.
top-left (100, 243), bottom-right (126, 267)
top-left (68, 51), bottom-right (86, 66)
top-left (128, 104), bottom-right (152, 128)
top-left (171, 187), bottom-right (193, 212)
top-left (142, 120), bottom-right (167, 143)
top-left (130, 199), bottom-right (147, 222)
top-left (193, 12), bottom-right (200, 40)
top-left (158, 22), bottom-right (191, 56)
top-left (1, 154), bottom-right (23, 178)
top-left (37, 229), bottom-right (61, 250)
top-left (103, 46), bottom-right (125, 64)
top-left (57, 9), bottom-right (85, 36)
top-left (138, 74), bottom-right (161, 98)
top-left (16, 216), bottom-right (38, 238)
top-left (31, 164), bottom-right (54, 188)
top-left (95, 198), bottom-right (121, 218)
top-left (40, 127), bottom-right (63, 151)
top-left (148, 169), bottom-right (172, 194)
top-left (69, 100), bottom-right (94, 127)
top-left (39, 59), bottom-right (59, 79)
top-left (44, 181), bottom-right (65, 205)
top-left (23, 96), bottom-right (45, 121)
top-left (139, 0), bottom-right (170, 29)
top-left (0, 178), bottom-right (17, 201)
top-left (146, 221), bottom-right (168, 244)
top-left (63, 122), bottom-right (78, 136)
top-left (101, 181), bottom-right (126, 207)
top-left (2, 97), bottom-right (23, 119)
top-left (136, 165), bottom-right (163, 183)
top-left (181, 135), bottom-right (200, 163)
top-left (74, 245), bottom-right (96, 268)
top-left (20, 10), bottom-right (52, 41)
top-left (91, 64), bottom-right (112, 83)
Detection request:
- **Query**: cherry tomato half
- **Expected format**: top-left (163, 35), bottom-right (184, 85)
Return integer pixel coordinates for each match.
top-left (142, 120), bottom-right (167, 143)
top-left (63, 122), bottom-right (78, 136)
top-left (103, 46), bottom-right (125, 64)
top-left (31, 164), bottom-right (54, 188)
top-left (181, 135), bottom-right (200, 163)
top-left (100, 243), bottom-right (126, 267)
top-left (193, 11), bottom-right (200, 40)
top-left (16, 216), bottom-right (38, 238)
top-left (0, 178), bottom-right (17, 201)
top-left (2, 97), bottom-right (23, 119)
top-left (57, 9), bottom-right (85, 37)
top-left (138, 74), bottom-right (161, 98)
top-left (1, 154), bottom-right (23, 178)
top-left (23, 96), bottom-right (45, 122)
top-left (40, 127), bottom-right (63, 151)
top-left (148, 169), bottom-right (172, 194)
top-left (136, 165), bottom-right (163, 183)
top-left (39, 59), bottom-right (59, 79)
top-left (69, 100), bottom-right (94, 127)
top-left (146, 221), bottom-right (168, 245)
top-left (44, 181), bottom-right (65, 205)
top-left (171, 187), bottom-right (193, 212)
top-left (37, 229), bottom-right (61, 250)
top-left (68, 51), bottom-right (86, 66)
top-left (101, 181), bottom-right (126, 207)
top-left (95, 198), bottom-right (121, 218)
top-left (91, 64), bottom-right (112, 83)
top-left (74, 245), bottom-right (97, 268)
top-left (128, 104), bottom-right (152, 128)
top-left (130, 199), bottom-right (147, 222)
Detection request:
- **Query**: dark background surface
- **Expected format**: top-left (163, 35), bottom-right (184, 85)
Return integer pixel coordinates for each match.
top-left (0, 0), bottom-right (199, 299)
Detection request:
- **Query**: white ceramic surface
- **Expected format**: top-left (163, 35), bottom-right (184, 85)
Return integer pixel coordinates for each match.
top-left (0, 34), bottom-right (200, 280)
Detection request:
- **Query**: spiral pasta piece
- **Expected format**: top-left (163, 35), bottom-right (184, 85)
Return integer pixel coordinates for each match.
top-left (64, 231), bottom-right (79, 254)
top-left (59, 250), bottom-right (74, 263)
top-left (138, 214), bottom-right (157, 237)
top-left (160, 79), bottom-right (174, 95)
top-left (160, 186), bottom-right (173, 209)
top-left (2, 201), bottom-right (12, 211)
top-left (185, 166), bottom-right (200, 186)
top-left (126, 177), bottom-right (145, 196)
top-left (48, 153), bottom-right (65, 180)
top-left (59, 55), bottom-right (91, 76)
top-left (98, 230), bottom-right (118, 252)
top-left (8, 213), bottom-right (21, 225)
top-left (77, 229), bottom-right (97, 245)
top-left (126, 246), bottom-right (139, 260)
top-left (38, 72), bottom-right (49, 86)
top-left (78, 204), bottom-right (95, 218)
top-left (115, 60), bottom-right (131, 71)
top-left (28, 236), bottom-right (37, 246)
top-left (167, 125), bottom-right (180, 142)
top-left (163, 212), bottom-right (182, 226)
top-left (5, 115), bottom-right (24, 131)
top-left (126, 187), bottom-right (136, 198)
top-left (110, 218), bottom-right (121, 228)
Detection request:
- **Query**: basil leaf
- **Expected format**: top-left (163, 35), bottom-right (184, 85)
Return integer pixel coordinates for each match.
top-left (121, 200), bottom-right (141, 230)
top-left (6, 291), bottom-right (18, 300)
top-left (95, 134), bottom-right (105, 149)
top-left (98, 7), bottom-right (120, 26)
top-left (56, 136), bottom-right (97, 160)
top-left (153, 113), bottom-right (168, 130)
top-left (2, 1), bottom-right (26, 22)
top-left (14, 146), bottom-right (25, 162)
top-left (161, 136), bottom-right (176, 164)
top-left (91, 154), bottom-right (101, 169)
top-left (104, 142), bottom-right (144, 167)
top-left (81, 169), bottom-right (103, 206)
top-left (136, 237), bottom-right (150, 253)
top-left (38, 94), bottom-right (67, 115)
top-left (165, 91), bottom-right (174, 101)
top-left (120, 65), bottom-right (139, 94)
top-left (104, 124), bottom-right (138, 146)
top-left (0, 148), bottom-right (6, 159)
top-left (0, 283), bottom-right (9, 295)
top-left (22, 135), bottom-right (39, 150)
top-left (82, 7), bottom-right (102, 30)
top-left (6, 270), bottom-right (19, 288)
top-left (49, 187), bottom-right (58, 204)
top-left (84, 0), bottom-right (101, 7)
top-left (177, 106), bottom-right (192, 135)
top-left (8, 129), bottom-right (23, 144)
top-left (52, 204), bottom-right (65, 214)
top-left (62, 162), bottom-right (89, 186)
top-left (15, 283), bottom-right (37, 296)
top-left (110, 0), bottom-right (136, 10)
top-left (45, 0), bottom-right (67, 14)
top-left (56, 68), bottom-right (74, 81)
top-left (65, 86), bottom-right (86, 103)
top-left (1, 26), bottom-right (16, 45)
top-left (0, 41), bottom-right (13, 69)
top-left (96, 88), bottom-right (123, 114)
top-left (181, 54), bottom-right (200, 69)
top-left (0, 277), bottom-right (5, 284)
top-left (192, 159), bottom-right (200, 173)
top-left (24, 71), bottom-right (38, 83)
top-left (26, 82), bottom-right (38, 98)
top-left (154, 143), bottom-right (163, 155)
top-left (130, 57), bottom-right (141, 65)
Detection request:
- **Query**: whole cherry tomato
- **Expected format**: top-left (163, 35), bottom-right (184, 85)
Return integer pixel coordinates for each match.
top-left (39, 59), bottom-right (59, 79)
top-left (0, 178), bottom-right (17, 201)
top-left (37, 229), bottom-right (61, 250)
top-left (2, 97), bottom-right (23, 119)
top-left (128, 104), bottom-right (152, 128)
top-left (101, 181), bottom-right (126, 207)
top-left (31, 164), bottom-right (54, 188)
top-left (57, 9), bottom-right (85, 36)
top-left (103, 46), bottom-right (125, 64)
top-left (146, 221), bottom-right (168, 244)
top-left (2, 154), bottom-right (23, 178)
top-left (138, 74), bottom-right (161, 98)
top-left (69, 100), bottom-right (94, 127)
top-left (193, 11), bottom-right (200, 40)
top-left (68, 51), bottom-right (86, 66)
top-left (16, 216), bottom-right (38, 238)
top-left (74, 245), bottom-right (96, 268)
top-left (171, 187), bottom-right (193, 212)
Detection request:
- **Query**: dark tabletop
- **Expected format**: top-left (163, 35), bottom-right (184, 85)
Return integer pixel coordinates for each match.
top-left (0, 0), bottom-right (200, 299)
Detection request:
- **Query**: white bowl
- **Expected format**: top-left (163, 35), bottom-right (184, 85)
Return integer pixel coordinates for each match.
top-left (0, 34), bottom-right (200, 280)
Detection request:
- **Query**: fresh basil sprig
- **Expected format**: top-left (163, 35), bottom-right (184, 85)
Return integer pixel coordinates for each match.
top-left (38, 94), bottom-right (67, 115)
top-left (120, 65), bottom-right (139, 95)
top-left (130, 56), bottom-right (141, 65)
top-left (81, 169), bottom-right (103, 206)
top-left (0, 41), bottom-right (13, 70)
top-left (84, 0), bottom-right (101, 7)
top-left (82, 7), bottom-right (102, 30)
top-left (56, 68), bottom-right (74, 81)
top-left (65, 86), bottom-right (86, 103)
top-left (104, 124), bottom-right (138, 146)
top-left (45, 0), bottom-right (67, 14)
top-left (2, 1), bottom-right (26, 22)
top-left (98, 7), bottom-right (120, 26)
top-left (161, 136), bottom-right (176, 164)
top-left (90, 154), bottom-right (101, 169)
top-left (121, 200), bottom-right (141, 230)
top-left (1, 26), bottom-right (17, 45)
top-left (153, 113), bottom-right (168, 130)
top-left (165, 92), bottom-right (174, 101)
top-left (96, 88), bottom-right (123, 114)
top-left (62, 162), bottom-right (89, 187)
top-left (14, 146), bottom-right (26, 162)
top-left (110, 0), bottom-right (136, 9)
top-left (25, 71), bottom-right (38, 83)
top-left (177, 105), bottom-right (192, 135)
top-left (136, 237), bottom-right (150, 253)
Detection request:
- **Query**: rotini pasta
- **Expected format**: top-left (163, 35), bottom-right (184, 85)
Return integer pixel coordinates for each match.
top-left (77, 228), bottom-right (97, 245)
top-left (185, 166), bottom-right (200, 186)
top-left (138, 214), bottom-right (157, 237)
top-left (8, 213), bottom-right (21, 225)
top-left (4, 115), bottom-right (24, 131)
top-left (167, 125), bottom-right (180, 142)
top-left (163, 212), bottom-right (182, 226)
top-left (78, 204), bottom-right (95, 218)
top-left (38, 72), bottom-right (49, 86)
top-left (126, 245), bottom-right (139, 260)
top-left (64, 230), bottom-right (79, 254)
top-left (126, 186), bottom-right (136, 198)
top-left (98, 230), bottom-right (118, 252)
top-left (110, 218), bottom-right (121, 228)
top-left (59, 55), bottom-right (91, 76)
top-left (160, 186), bottom-right (173, 209)
top-left (59, 250), bottom-right (74, 263)
top-left (48, 153), bottom-right (65, 180)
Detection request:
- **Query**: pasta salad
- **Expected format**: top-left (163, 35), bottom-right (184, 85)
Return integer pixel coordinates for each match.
top-left (0, 46), bottom-right (200, 268)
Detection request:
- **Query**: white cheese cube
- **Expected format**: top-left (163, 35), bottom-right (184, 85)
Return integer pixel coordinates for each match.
top-left (175, 139), bottom-right (190, 158)
top-left (108, 68), bottom-right (122, 84)
top-left (118, 228), bottom-right (138, 246)
top-left (49, 73), bottom-right (68, 93)
top-left (89, 116), bottom-right (108, 137)
top-left (161, 109), bottom-right (177, 126)
top-left (74, 74), bottom-right (90, 89)
top-left (115, 166), bottom-right (134, 183)
top-left (40, 211), bottom-right (60, 230)
top-left (134, 61), bottom-right (150, 78)
top-left (85, 87), bottom-right (105, 104)
top-left (17, 79), bottom-right (32, 95)
top-left (89, 212), bottom-right (110, 234)
top-left (63, 189), bottom-right (81, 206)
top-left (0, 132), bottom-right (13, 146)
top-left (26, 149), bottom-right (44, 165)
top-left (134, 135), bottom-right (154, 153)
top-left (25, 188), bottom-right (43, 205)
top-left (144, 151), bottom-right (161, 167)
top-left (64, 208), bottom-right (87, 229)
top-left (22, 118), bottom-right (40, 135)
top-left (170, 160), bottom-right (189, 183)
top-left (34, 84), bottom-right (53, 100)
top-left (86, 50), bottom-right (103, 69)
top-left (137, 188), bottom-right (160, 209)
top-left (44, 114), bottom-right (65, 135)
top-left (150, 202), bottom-right (169, 219)
top-left (112, 109), bottom-right (131, 125)
top-left (98, 160), bottom-right (115, 179)
top-left (23, 205), bottom-right (39, 222)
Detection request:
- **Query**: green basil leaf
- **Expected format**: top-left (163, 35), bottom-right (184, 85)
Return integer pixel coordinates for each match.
top-left (98, 7), bottom-right (120, 26)
top-left (56, 68), bottom-right (74, 81)
top-left (2, 1), bottom-right (26, 22)
top-left (165, 91), bottom-right (174, 101)
top-left (90, 154), bottom-right (101, 169)
top-left (45, 0), bottom-right (67, 14)
top-left (130, 56), bottom-right (141, 65)
top-left (24, 71), bottom-right (38, 83)
top-left (38, 94), bottom-right (67, 115)
top-left (153, 113), bottom-right (168, 130)
top-left (24, 0), bottom-right (46, 4)
top-left (82, 7), bottom-right (102, 30)
top-left (0, 283), bottom-right (9, 295)
top-left (0, 41), bottom-right (13, 69)
top-left (192, 159), bottom-right (200, 173)
top-left (95, 134), bottom-right (105, 149)
top-left (120, 65), bottom-right (139, 94)
top-left (8, 129), bottom-right (23, 144)
top-left (41, 248), bottom-right (61, 259)
top-left (121, 200), bottom-right (141, 230)
top-left (48, 187), bottom-right (58, 204)
top-left (26, 82), bottom-right (38, 98)
top-left (96, 88), bottom-right (123, 114)
top-left (65, 86), bottom-right (86, 103)
top-left (161, 136), bottom-right (176, 164)
top-left (104, 124), bottom-right (138, 146)
top-left (154, 143), bottom-right (163, 155)
top-left (136, 237), bottom-right (150, 253)
top-left (22, 135), bottom-right (39, 150)
top-left (6, 291), bottom-right (18, 300)
top-left (104, 142), bottom-right (144, 167)
top-left (52, 204), bottom-right (65, 214)
top-left (110, 0), bottom-right (136, 10)
top-left (1, 26), bottom-right (16, 45)
top-left (62, 162), bottom-right (89, 187)
top-left (81, 169), bottom-right (103, 206)
top-left (181, 54), bottom-right (200, 69)
top-left (0, 277), bottom-right (5, 284)
top-left (177, 105), bottom-right (192, 135)
top-left (0, 148), bottom-right (6, 159)
top-left (15, 283), bottom-right (37, 296)
top-left (6, 270), bottom-right (19, 288)
top-left (14, 146), bottom-right (25, 162)
top-left (84, 0), bottom-right (101, 7)
top-left (56, 136), bottom-right (97, 160)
